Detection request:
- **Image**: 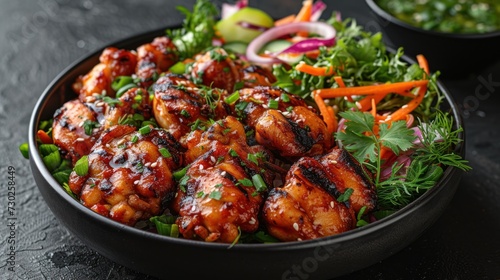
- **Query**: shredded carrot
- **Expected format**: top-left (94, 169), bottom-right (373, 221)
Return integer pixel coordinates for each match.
top-left (275, 14), bottom-right (296, 26)
top-left (333, 76), bottom-right (346, 88)
top-left (313, 92), bottom-right (337, 135)
top-left (37, 130), bottom-right (53, 144)
top-left (333, 76), bottom-right (353, 102)
top-left (356, 93), bottom-right (388, 112)
top-left (295, 62), bottom-right (335, 76)
top-left (312, 80), bottom-right (428, 98)
top-left (370, 98), bottom-right (377, 118)
top-left (294, 0), bottom-right (313, 22)
top-left (417, 54), bottom-right (429, 75)
top-left (381, 55), bottom-right (430, 123)
top-left (383, 81), bottom-right (427, 123)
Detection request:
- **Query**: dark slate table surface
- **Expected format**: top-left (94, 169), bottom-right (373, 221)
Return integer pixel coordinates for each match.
top-left (1, 0), bottom-right (499, 279)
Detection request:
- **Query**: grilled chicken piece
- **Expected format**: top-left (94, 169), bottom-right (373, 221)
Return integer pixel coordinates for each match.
top-left (236, 87), bottom-right (333, 157)
top-left (135, 36), bottom-right (178, 87)
top-left (73, 47), bottom-right (137, 101)
top-left (318, 148), bottom-right (377, 213)
top-left (262, 147), bottom-right (376, 241)
top-left (190, 48), bottom-right (277, 92)
top-left (171, 116), bottom-right (274, 243)
top-left (52, 99), bottom-right (100, 164)
top-left (102, 87), bottom-right (153, 130)
top-left (152, 74), bottom-right (230, 141)
top-left (68, 125), bottom-right (183, 226)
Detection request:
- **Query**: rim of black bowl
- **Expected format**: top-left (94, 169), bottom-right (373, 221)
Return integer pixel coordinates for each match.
top-left (366, 0), bottom-right (500, 39)
top-left (29, 25), bottom-right (465, 251)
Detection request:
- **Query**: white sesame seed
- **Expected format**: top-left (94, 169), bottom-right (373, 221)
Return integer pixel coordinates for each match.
top-left (330, 201), bottom-right (335, 208)
top-left (78, 121), bottom-right (85, 127)
top-left (293, 223), bottom-right (299, 231)
top-left (134, 180), bottom-right (140, 185)
top-left (144, 162), bottom-right (151, 167)
top-left (221, 171), bottom-right (227, 177)
top-left (150, 162), bottom-right (158, 168)
top-left (116, 138), bottom-right (126, 146)
top-left (105, 143), bottom-right (111, 148)
top-left (330, 160), bottom-right (338, 164)
top-left (402, 104), bottom-right (408, 109)
top-left (249, 217), bottom-right (256, 225)
top-left (76, 137), bottom-right (85, 142)
top-left (297, 238), bottom-right (302, 241)
top-left (92, 92), bottom-right (101, 97)
top-left (95, 101), bottom-right (105, 107)
top-left (210, 156), bottom-right (216, 163)
top-left (355, 101), bottom-right (362, 110)
top-left (199, 164), bottom-right (204, 170)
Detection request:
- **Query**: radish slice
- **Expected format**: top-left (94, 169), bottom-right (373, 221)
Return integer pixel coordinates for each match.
top-left (246, 21), bottom-right (336, 65)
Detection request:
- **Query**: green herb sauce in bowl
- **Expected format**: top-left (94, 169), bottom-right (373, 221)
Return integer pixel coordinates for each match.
top-left (375, 0), bottom-right (500, 34)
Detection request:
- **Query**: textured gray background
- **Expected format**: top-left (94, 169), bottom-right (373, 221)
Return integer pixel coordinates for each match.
top-left (1, 0), bottom-right (499, 279)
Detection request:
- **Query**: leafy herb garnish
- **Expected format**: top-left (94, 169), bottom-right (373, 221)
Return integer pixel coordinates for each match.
top-left (167, 0), bottom-right (218, 60)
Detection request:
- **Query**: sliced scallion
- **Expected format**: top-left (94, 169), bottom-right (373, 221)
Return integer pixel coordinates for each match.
top-left (225, 91), bottom-right (240, 104)
top-left (73, 155), bottom-right (89, 176)
top-left (252, 174), bottom-right (267, 193)
top-left (111, 76), bottom-right (134, 91)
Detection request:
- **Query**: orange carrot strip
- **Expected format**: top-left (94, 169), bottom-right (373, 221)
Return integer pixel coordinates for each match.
top-left (326, 106), bottom-right (338, 132)
top-left (294, 0), bottom-right (313, 22)
top-left (312, 80), bottom-right (428, 98)
top-left (37, 130), bottom-right (53, 144)
top-left (333, 76), bottom-right (353, 102)
top-left (357, 93), bottom-right (388, 111)
top-left (294, 0), bottom-right (313, 37)
top-left (333, 76), bottom-right (346, 88)
top-left (313, 92), bottom-right (336, 135)
top-left (370, 98), bottom-right (377, 118)
top-left (417, 54), bottom-right (429, 75)
top-left (295, 62), bottom-right (335, 76)
top-left (383, 83), bottom-right (427, 123)
top-left (275, 14), bottom-right (296, 26)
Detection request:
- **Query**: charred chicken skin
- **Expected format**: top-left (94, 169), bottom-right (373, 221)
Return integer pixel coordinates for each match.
top-left (136, 36), bottom-right (178, 88)
top-left (171, 116), bottom-right (275, 243)
top-left (262, 147), bottom-right (376, 242)
top-left (73, 47), bottom-right (137, 101)
top-left (69, 125), bottom-right (183, 226)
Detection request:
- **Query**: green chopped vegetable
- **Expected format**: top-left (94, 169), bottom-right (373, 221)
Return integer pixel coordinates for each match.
top-left (73, 155), bottom-right (89, 177)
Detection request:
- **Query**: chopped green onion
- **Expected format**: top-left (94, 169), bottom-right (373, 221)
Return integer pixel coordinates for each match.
top-left (62, 182), bottom-right (78, 200)
top-left (150, 215), bottom-right (179, 237)
top-left (225, 91), bottom-right (240, 104)
top-left (268, 99), bottom-right (279, 109)
top-left (139, 125), bottom-right (151, 135)
top-left (73, 155), bottom-right (89, 176)
top-left (247, 153), bottom-right (259, 165)
top-left (19, 143), bottom-right (29, 159)
top-left (112, 76), bottom-right (134, 91)
top-left (116, 83), bottom-right (138, 97)
top-left (337, 188), bottom-right (354, 203)
top-left (40, 144), bottom-right (62, 172)
top-left (235, 101), bottom-right (249, 111)
top-left (251, 174), bottom-right (267, 192)
top-left (180, 109), bottom-right (191, 118)
top-left (169, 61), bottom-right (186, 74)
top-left (209, 190), bottom-right (222, 200)
top-left (228, 226), bottom-right (242, 249)
top-left (158, 147), bottom-right (172, 158)
top-left (173, 165), bottom-right (189, 181)
top-left (130, 135), bottom-right (139, 143)
top-left (238, 178), bottom-right (253, 187)
top-left (281, 93), bottom-right (290, 102)
top-left (229, 149), bottom-right (238, 157)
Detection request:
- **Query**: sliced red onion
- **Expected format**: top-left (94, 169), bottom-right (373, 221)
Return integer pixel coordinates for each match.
top-left (246, 21), bottom-right (336, 64)
top-left (221, 0), bottom-right (248, 19)
top-left (277, 37), bottom-right (335, 55)
top-left (237, 21), bottom-right (270, 32)
top-left (311, 0), bottom-right (327, 21)
top-left (380, 155), bottom-right (412, 181)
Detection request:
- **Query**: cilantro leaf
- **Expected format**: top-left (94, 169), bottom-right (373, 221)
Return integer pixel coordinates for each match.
top-left (378, 121), bottom-right (416, 155)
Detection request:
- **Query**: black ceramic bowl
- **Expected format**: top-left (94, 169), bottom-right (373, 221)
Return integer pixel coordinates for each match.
top-left (365, 0), bottom-right (500, 78)
top-left (29, 26), bottom-right (465, 280)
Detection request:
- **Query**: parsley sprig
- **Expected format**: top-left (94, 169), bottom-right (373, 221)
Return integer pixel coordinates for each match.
top-left (336, 111), bottom-right (416, 184)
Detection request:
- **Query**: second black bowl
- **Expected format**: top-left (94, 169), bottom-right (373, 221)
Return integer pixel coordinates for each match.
top-left (365, 0), bottom-right (500, 78)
